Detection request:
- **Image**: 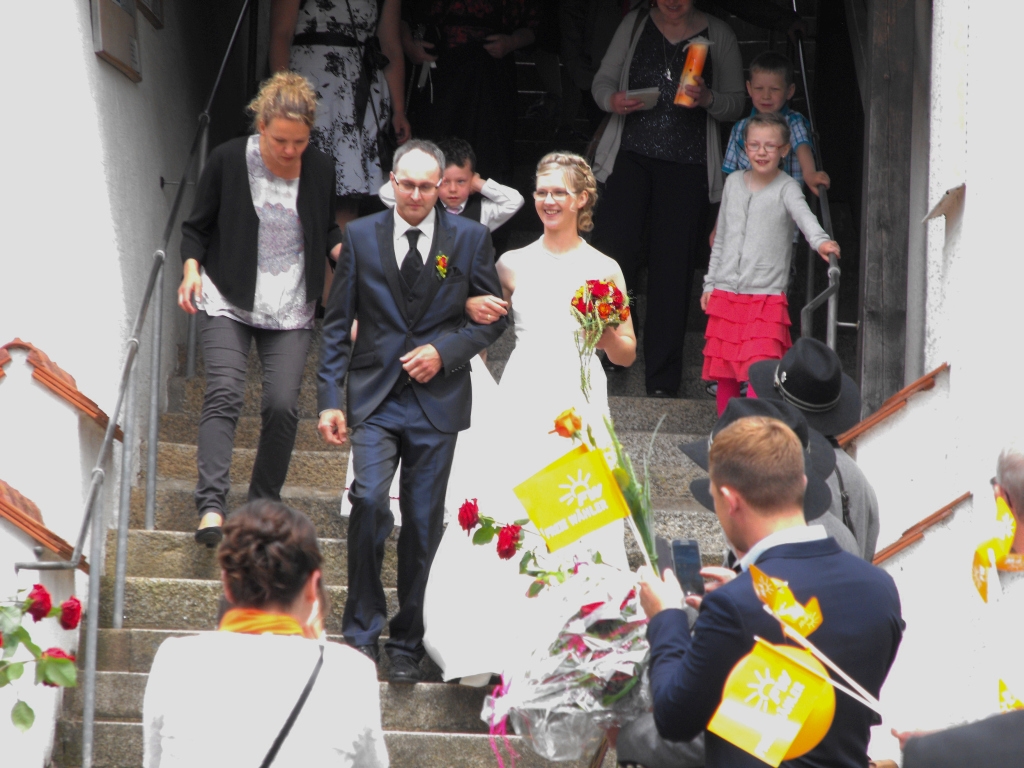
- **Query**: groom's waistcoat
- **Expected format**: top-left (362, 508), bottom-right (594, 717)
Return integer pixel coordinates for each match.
top-left (317, 209), bottom-right (506, 433)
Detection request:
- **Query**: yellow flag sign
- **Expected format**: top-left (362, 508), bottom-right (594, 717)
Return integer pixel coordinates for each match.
top-left (973, 496), bottom-right (1017, 602)
top-left (999, 680), bottom-right (1024, 713)
top-left (708, 639), bottom-right (835, 767)
top-left (513, 445), bottom-right (630, 553)
top-left (749, 565), bottom-right (823, 637)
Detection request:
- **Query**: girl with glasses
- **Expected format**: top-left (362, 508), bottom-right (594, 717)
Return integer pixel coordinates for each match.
top-left (700, 112), bottom-right (840, 416)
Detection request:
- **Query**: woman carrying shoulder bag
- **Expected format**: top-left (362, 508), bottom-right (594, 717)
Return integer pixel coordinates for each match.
top-left (143, 500), bottom-right (389, 767)
top-left (590, 0), bottom-right (744, 398)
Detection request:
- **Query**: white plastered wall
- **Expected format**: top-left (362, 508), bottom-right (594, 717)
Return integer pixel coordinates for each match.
top-left (858, 0), bottom-right (1024, 761)
top-left (0, 1), bottom-right (211, 763)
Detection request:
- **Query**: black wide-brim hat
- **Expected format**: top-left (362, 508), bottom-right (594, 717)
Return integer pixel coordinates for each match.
top-left (689, 474), bottom-right (833, 521)
top-left (680, 399), bottom-right (837, 479)
top-left (748, 338), bottom-right (861, 437)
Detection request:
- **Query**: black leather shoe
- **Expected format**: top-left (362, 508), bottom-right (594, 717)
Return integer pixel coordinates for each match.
top-left (194, 525), bottom-right (223, 548)
top-left (387, 654), bottom-right (423, 684)
top-left (351, 643), bottom-right (379, 665)
top-left (647, 388), bottom-right (676, 398)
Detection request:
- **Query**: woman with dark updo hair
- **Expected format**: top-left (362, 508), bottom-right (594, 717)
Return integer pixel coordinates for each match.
top-left (142, 501), bottom-right (389, 767)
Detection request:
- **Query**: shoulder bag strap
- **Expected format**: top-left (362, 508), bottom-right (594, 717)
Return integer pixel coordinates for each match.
top-left (833, 464), bottom-right (853, 535)
top-left (259, 644), bottom-right (325, 768)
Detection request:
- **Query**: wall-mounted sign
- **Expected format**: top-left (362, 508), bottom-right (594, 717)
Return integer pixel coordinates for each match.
top-left (137, 0), bottom-right (164, 29)
top-left (91, 0), bottom-right (142, 82)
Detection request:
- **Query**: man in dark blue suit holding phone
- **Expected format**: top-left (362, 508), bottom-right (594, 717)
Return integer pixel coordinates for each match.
top-left (637, 415), bottom-right (905, 768)
top-left (317, 139), bottom-right (506, 683)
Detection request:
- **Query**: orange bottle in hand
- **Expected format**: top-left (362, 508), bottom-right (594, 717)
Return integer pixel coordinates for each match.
top-left (674, 39), bottom-right (711, 106)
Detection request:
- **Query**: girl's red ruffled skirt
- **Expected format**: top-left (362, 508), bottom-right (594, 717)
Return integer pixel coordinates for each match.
top-left (702, 290), bottom-right (792, 382)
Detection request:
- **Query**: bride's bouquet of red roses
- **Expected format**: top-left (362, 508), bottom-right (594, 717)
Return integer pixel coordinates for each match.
top-left (482, 566), bottom-right (651, 762)
top-left (570, 279), bottom-right (629, 401)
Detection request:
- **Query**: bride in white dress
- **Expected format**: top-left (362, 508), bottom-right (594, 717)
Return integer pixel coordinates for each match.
top-left (423, 153), bottom-right (638, 684)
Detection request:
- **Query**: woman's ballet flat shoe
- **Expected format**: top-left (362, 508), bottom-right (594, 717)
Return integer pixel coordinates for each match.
top-left (194, 525), bottom-right (223, 549)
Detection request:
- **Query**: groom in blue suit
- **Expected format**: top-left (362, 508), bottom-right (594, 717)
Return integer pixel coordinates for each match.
top-left (317, 140), bottom-right (506, 682)
top-left (638, 415), bottom-right (904, 767)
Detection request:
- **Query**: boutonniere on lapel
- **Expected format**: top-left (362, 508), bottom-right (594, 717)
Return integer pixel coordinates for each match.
top-left (435, 253), bottom-right (449, 281)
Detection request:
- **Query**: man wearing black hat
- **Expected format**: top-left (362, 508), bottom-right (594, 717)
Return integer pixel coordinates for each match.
top-left (636, 415), bottom-right (904, 768)
top-left (749, 338), bottom-right (880, 560)
top-left (683, 398), bottom-right (861, 558)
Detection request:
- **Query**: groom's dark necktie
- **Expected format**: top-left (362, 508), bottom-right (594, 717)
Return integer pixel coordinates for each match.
top-left (400, 228), bottom-right (423, 288)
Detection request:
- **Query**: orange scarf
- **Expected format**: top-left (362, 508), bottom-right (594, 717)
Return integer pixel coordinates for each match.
top-left (219, 608), bottom-right (310, 637)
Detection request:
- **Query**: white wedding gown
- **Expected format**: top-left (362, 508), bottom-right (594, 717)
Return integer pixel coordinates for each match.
top-left (423, 237), bottom-right (631, 682)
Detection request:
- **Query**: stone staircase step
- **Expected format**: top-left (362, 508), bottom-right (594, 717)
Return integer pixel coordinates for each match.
top-left (608, 396), bottom-right (716, 435)
top-left (157, 392), bottom-right (717, 445)
top-left (52, 720), bottom-right (617, 767)
top-left (152, 441), bottom-right (347, 491)
top-left (87, 629), bottom-right (198, 674)
top-left (130, 479), bottom-right (347, 538)
top-left (159, 412), bottom-right (330, 451)
top-left (62, 670), bottom-right (492, 734)
top-left (168, 373), bottom-right (323, 419)
top-left (109, 529), bottom-right (395, 587)
top-left (82, 629), bottom-right (440, 680)
top-left (99, 577), bottom-right (392, 634)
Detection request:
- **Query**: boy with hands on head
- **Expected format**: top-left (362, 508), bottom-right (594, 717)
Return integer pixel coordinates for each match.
top-left (721, 51), bottom-right (830, 195)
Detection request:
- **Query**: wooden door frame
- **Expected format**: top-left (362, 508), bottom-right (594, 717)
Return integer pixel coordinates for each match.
top-left (856, 0), bottom-right (916, 415)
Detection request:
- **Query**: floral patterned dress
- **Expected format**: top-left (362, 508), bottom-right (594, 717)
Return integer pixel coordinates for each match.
top-left (288, 0), bottom-right (391, 197)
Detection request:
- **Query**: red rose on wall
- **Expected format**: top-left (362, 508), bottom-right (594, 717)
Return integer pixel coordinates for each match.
top-left (59, 596), bottom-right (82, 630)
top-left (26, 584), bottom-right (52, 623)
top-left (39, 648), bottom-right (76, 687)
top-left (496, 524), bottom-right (522, 560)
top-left (458, 499), bottom-right (480, 533)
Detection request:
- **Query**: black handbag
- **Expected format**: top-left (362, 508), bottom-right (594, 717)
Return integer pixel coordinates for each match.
top-left (258, 645), bottom-right (325, 768)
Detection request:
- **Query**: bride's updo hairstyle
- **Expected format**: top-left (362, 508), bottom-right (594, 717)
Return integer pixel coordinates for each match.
top-left (218, 500), bottom-right (327, 612)
top-left (247, 71), bottom-right (318, 130)
top-left (535, 152), bottom-right (599, 232)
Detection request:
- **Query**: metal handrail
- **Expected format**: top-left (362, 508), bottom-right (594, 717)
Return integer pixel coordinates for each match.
top-left (791, 16), bottom-right (842, 350)
top-left (12, 3), bottom-right (252, 766)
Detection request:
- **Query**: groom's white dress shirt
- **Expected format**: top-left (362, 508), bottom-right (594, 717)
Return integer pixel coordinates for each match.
top-left (392, 208), bottom-right (436, 269)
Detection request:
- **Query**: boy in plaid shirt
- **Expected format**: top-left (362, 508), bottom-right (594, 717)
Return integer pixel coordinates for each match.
top-left (721, 51), bottom-right (830, 195)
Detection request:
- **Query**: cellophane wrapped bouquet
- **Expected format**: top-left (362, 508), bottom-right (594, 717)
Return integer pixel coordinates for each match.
top-left (482, 565), bottom-right (651, 761)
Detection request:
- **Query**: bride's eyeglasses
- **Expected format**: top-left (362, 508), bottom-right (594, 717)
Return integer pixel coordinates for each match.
top-left (533, 188), bottom-right (574, 202)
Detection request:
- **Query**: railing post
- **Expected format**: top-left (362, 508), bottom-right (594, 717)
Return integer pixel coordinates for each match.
top-left (144, 255), bottom-right (165, 531)
top-left (826, 258), bottom-right (839, 350)
top-left (80, 466), bottom-right (108, 768)
top-left (112, 359), bottom-right (137, 628)
top-left (184, 124), bottom-right (210, 381)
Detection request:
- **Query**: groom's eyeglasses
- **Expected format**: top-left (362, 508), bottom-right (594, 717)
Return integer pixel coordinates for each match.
top-left (392, 173), bottom-right (441, 195)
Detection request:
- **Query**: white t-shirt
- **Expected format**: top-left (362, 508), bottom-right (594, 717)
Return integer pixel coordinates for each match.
top-left (143, 632), bottom-right (389, 768)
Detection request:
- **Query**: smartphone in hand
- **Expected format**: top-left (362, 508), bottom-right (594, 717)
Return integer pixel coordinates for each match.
top-left (672, 539), bottom-right (705, 596)
top-left (654, 537), bottom-right (705, 596)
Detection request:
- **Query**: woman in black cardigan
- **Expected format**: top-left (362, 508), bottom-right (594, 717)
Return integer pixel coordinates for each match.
top-left (177, 72), bottom-right (343, 547)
